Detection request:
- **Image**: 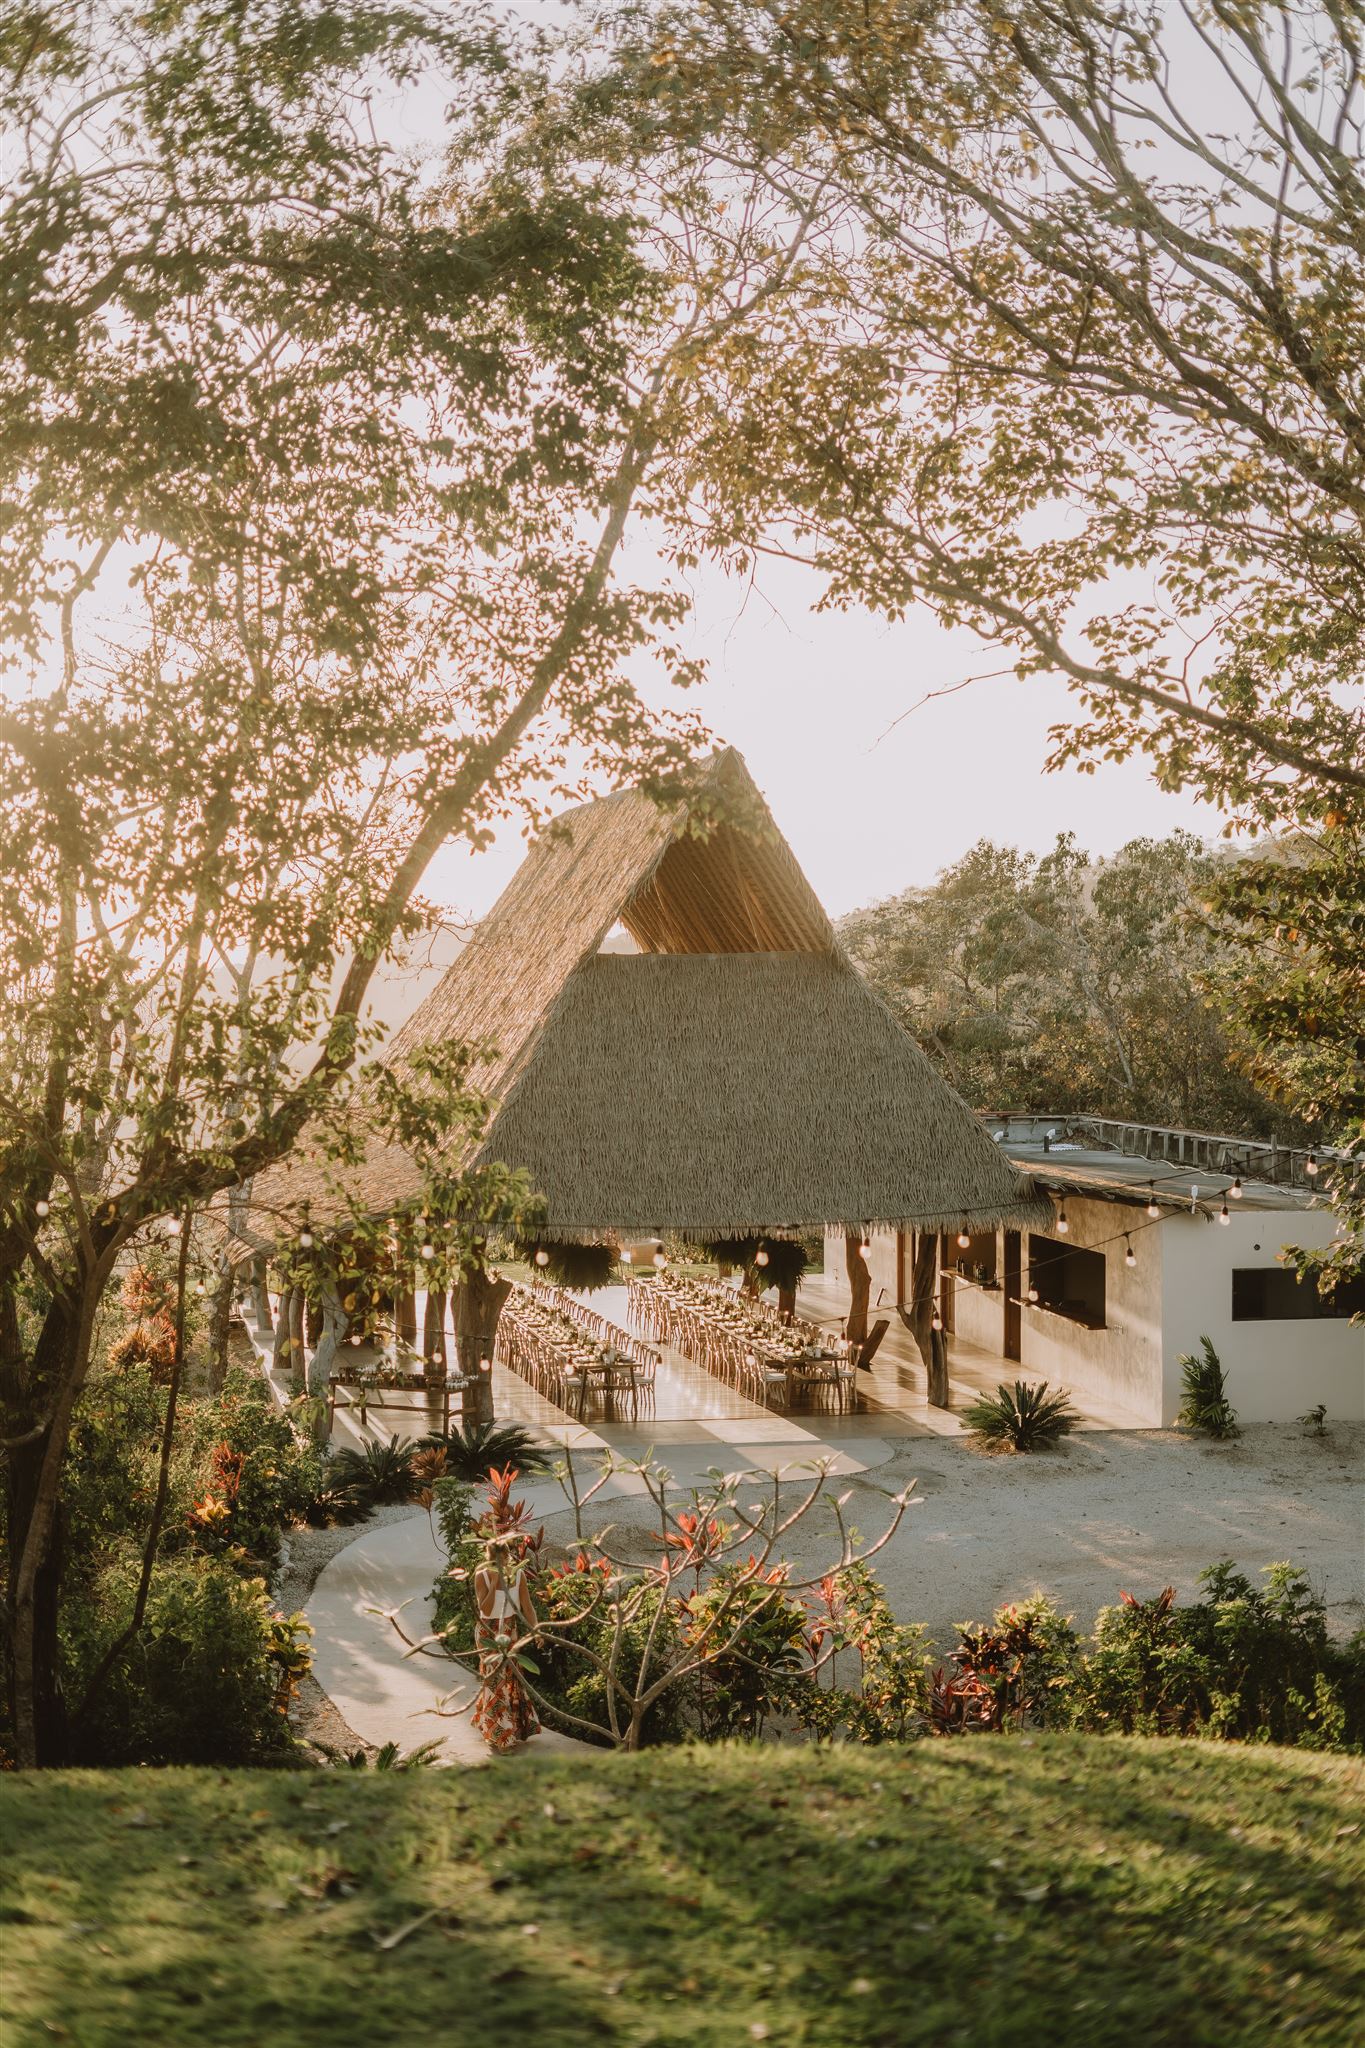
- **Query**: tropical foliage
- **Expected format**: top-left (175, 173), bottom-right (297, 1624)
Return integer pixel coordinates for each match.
top-left (1178, 1339), bottom-right (1240, 1441)
top-left (839, 832), bottom-right (1290, 1132)
top-left (963, 1381), bottom-right (1078, 1453)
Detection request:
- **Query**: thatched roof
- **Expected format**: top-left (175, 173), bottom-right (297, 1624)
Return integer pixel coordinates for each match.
top-left (484, 952), bottom-right (1046, 1238)
top-left (248, 748), bottom-right (1044, 1239)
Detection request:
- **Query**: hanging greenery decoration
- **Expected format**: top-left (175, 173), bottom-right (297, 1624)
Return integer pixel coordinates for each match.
top-left (518, 1240), bottom-right (618, 1292)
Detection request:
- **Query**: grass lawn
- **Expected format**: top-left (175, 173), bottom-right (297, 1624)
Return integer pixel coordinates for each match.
top-left (1, 1738), bottom-right (1362, 2047)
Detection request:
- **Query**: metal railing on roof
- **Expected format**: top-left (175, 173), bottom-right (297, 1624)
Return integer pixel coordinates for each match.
top-left (979, 1112), bottom-right (1354, 1194)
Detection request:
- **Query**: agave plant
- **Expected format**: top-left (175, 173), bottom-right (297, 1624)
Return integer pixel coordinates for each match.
top-left (963, 1380), bottom-right (1078, 1452)
top-left (327, 1432), bottom-right (420, 1506)
top-left (1177, 1337), bottom-right (1239, 1438)
top-left (431, 1420), bottom-right (552, 1484)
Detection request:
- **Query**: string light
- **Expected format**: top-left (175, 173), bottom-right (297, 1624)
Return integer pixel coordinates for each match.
top-left (754, 1245), bottom-right (770, 1267)
top-left (1218, 1199), bottom-right (1230, 1225)
top-left (349, 1332), bottom-right (362, 1346)
top-left (1056, 1205), bottom-right (1069, 1235)
top-left (956, 1221), bottom-right (971, 1249)
top-left (931, 1308), bottom-right (943, 1331)
top-left (1124, 1237), bottom-right (1136, 1268)
top-left (419, 1242), bottom-right (435, 1261)
top-left (1027, 1285), bottom-right (1039, 1303)
top-left (298, 1229), bottom-right (314, 1249)
top-left (653, 1247), bottom-right (668, 1269)
top-left (858, 1238), bottom-right (871, 1263)
top-left (34, 1199), bottom-right (49, 1218)
top-left (1306, 1151), bottom-right (1319, 1176)
top-left (534, 1248), bottom-right (550, 1267)
top-left (1230, 1176), bottom-right (1243, 1199)
top-left (1146, 1185), bottom-right (1160, 1217)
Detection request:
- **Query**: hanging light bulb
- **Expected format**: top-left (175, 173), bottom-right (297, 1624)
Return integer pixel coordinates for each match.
top-left (931, 1308), bottom-right (943, 1331)
top-left (298, 1229), bottom-right (314, 1249)
top-left (1027, 1285), bottom-right (1039, 1303)
top-left (754, 1245), bottom-right (770, 1267)
top-left (858, 1238), bottom-right (871, 1263)
top-left (1219, 1199), bottom-right (1230, 1225)
top-left (534, 1248), bottom-right (550, 1267)
top-left (1230, 1176), bottom-right (1243, 1199)
top-left (195, 1278), bottom-right (208, 1295)
top-left (1146, 1184), bottom-right (1160, 1218)
top-left (956, 1222), bottom-right (970, 1250)
top-left (1305, 1151), bottom-right (1319, 1176)
top-left (34, 1198), bottom-right (49, 1218)
top-left (1124, 1237), bottom-right (1136, 1268)
top-left (349, 1331), bottom-right (362, 1346)
top-left (1056, 1205), bottom-right (1069, 1235)
top-left (653, 1247), bottom-right (668, 1269)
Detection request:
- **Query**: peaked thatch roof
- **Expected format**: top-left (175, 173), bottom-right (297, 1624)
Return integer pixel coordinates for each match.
top-left (484, 952), bottom-right (1046, 1238)
top-left (248, 749), bottom-right (1045, 1238)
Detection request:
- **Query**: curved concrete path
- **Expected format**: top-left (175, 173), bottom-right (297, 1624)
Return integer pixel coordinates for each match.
top-left (305, 1437), bottom-right (900, 1764)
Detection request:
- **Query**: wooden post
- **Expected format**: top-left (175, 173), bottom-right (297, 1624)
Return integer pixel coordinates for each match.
top-left (454, 1261), bottom-right (511, 1428)
top-left (844, 1231), bottom-right (871, 1348)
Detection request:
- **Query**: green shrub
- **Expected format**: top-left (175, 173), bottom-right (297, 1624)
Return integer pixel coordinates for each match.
top-left (964, 1379), bottom-right (1078, 1451)
top-left (66, 1550), bottom-right (310, 1766)
top-left (431, 1421), bottom-right (552, 1483)
top-left (1178, 1336), bottom-right (1239, 1437)
top-left (1079, 1563), bottom-right (1362, 1747)
top-left (326, 1432), bottom-right (420, 1506)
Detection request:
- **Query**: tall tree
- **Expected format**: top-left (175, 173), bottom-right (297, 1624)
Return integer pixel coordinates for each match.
top-left (840, 830), bottom-right (1290, 1133)
top-left (604, 0), bottom-right (1364, 827)
top-left (0, 3), bottom-right (842, 1764)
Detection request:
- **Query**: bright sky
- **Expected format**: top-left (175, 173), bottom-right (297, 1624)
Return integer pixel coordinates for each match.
top-left (424, 548), bottom-right (1220, 926)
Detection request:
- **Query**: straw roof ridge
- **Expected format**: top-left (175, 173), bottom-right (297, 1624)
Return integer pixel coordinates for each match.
top-left (246, 749), bottom-right (1047, 1237)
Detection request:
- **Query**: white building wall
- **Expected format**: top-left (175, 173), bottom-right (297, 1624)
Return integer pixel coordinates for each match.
top-left (1018, 1197), bottom-right (1165, 1426)
top-left (1159, 1206), bottom-right (1364, 1425)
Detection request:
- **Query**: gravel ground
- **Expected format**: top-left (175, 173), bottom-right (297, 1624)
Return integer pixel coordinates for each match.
top-left (275, 1505), bottom-right (424, 1758)
top-left (537, 1421), bottom-right (1365, 1652)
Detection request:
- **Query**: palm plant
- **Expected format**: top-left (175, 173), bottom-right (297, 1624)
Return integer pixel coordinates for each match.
top-left (327, 1433), bottom-right (420, 1506)
top-left (1178, 1338), bottom-right (1239, 1438)
top-left (964, 1380), bottom-right (1078, 1452)
top-left (431, 1420), bottom-right (552, 1483)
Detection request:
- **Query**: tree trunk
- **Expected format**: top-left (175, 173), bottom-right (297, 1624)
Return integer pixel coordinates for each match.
top-left (395, 1286), bottom-right (418, 1351)
top-left (205, 1261), bottom-right (233, 1395)
top-left (422, 1288), bottom-right (448, 1373)
top-left (454, 1265), bottom-right (511, 1428)
top-left (307, 1278), bottom-right (346, 1397)
top-left (4, 1427), bottom-right (67, 1766)
top-left (288, 1290), bottom-right (306, 1396)
top-left (5, 1276), bottom-right (106, 1768)
top-left (844, 1232), bottom-right (871, 1348)
top-left (270, 1282), bottom-right (296, 1377)
top-left (250, 1257), bottom-right (273, 1338)
top-left (904, 1233), bottom-right (950, 1409)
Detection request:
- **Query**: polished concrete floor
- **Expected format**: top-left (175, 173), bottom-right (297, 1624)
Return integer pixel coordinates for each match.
top-left (252, 1267), bottom-right (1148, 1463)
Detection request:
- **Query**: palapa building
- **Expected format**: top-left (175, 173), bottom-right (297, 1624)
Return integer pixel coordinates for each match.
top-left (251, 749), bottom-right (1049, 1408)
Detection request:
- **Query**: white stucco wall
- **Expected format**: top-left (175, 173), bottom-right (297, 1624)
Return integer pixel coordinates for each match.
top-left (1018, 1198), bottom-right (1165, 1426)
top-left (1159, 1206), bottom-right (1364, 1425)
